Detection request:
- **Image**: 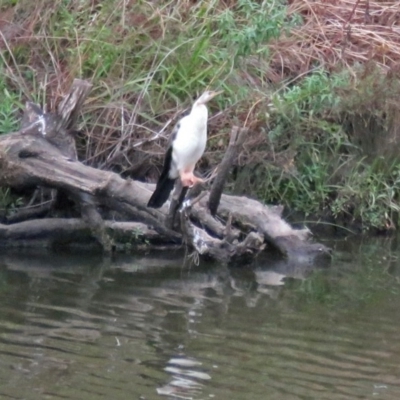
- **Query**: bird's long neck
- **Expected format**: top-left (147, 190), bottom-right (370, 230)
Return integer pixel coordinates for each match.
top-left (189, 103), bottom-right (208, 133)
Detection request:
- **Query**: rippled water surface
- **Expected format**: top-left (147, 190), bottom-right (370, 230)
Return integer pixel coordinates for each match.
top-left (1, 236), bottom-right (400, 399)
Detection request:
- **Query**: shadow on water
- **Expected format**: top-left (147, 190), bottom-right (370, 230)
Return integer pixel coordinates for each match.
top-left (0, 236), bottom-right (400, 399)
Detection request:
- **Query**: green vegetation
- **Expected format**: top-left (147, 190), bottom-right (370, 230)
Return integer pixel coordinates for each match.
top-left (0, 71), bottom-right (20, 134)
top-left (0, 187), bottom-right (23, 215)
top-left (250, 66), bottom-right (400, 230)
top-left (1, 0), bottom-right (400, 231)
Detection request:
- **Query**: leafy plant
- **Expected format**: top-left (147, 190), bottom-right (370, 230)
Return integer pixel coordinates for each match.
top-left (0, 74), bottom-right (21, 135)
top-left (217, 0), bottom-right (290, 60)
top-left (0, 188), bottom-right (23, 212)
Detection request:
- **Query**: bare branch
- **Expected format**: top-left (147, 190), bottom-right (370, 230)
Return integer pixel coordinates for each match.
top-left (208, 126), bottom-right (248, 216)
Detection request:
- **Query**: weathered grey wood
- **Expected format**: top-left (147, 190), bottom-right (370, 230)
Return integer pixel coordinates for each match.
top-left (208, 126), bottom-right (248, 215)
top-left (3, 200), bottom-right (53, 224)
top-left (0, 80), bottom-right (330, 264)
top-left (165, 180), bottom-right (190, 229)
top-left (0, 131), bottom-right (329, 261)
top-left (79, 193), bottom-right (113, 253)
top-left (19, 77), bottom-right (92, 161)
top-left (104, 196), bottom-right (182, 242)
top-left (0, 219), bottom-right (167, 248)
top-left (190, 202), bottom-right (240, 240)
top-left (16, 80), bottom-right (110, 251)
top-left (180, 207), bottom-right (264, 264)
top-left (201, 194), bottom-right (329, 257)
top-left (57, 79), bottom-right (92, 131)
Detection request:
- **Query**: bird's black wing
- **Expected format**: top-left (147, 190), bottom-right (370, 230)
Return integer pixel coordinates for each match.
top-left (147, 124), bottom-right (180, 208)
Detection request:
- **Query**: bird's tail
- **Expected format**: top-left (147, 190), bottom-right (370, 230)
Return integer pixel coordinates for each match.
top-left (147, 175), bottom-right (176, 208)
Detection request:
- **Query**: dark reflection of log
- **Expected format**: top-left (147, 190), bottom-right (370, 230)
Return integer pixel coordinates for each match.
top-left (1, 248), bottom-right (186, 276)
top-left (1, 247), bottom-right (329, 296)
top-left (0, 248), bottom-right (331, 399)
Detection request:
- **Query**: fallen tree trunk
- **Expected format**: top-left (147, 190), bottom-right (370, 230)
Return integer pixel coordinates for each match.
top-left (0, 80), bottom-right (330, 264)
top-left (0, 218), bottom-right (171, 249)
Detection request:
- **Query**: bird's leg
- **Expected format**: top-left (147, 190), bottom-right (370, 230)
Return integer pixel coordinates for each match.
top-left (180, 170), bottom-right (203, 188)
top-left (180, 171), bottom-right (195, 187)
top-left (190, 175), bottom-right (204, 186)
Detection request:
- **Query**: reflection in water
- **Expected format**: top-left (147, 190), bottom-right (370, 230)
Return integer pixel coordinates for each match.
top-left (0, 237), bottom-right (399, 399)
top-left (158, 357), bottom-right (211, 398)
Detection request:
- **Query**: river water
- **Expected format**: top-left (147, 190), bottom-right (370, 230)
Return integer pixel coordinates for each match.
top-left (0, 236), bottom-right (400, 399)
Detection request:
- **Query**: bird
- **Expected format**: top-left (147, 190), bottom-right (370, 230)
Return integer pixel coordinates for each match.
top-left (147, 90), bottom-right (222, 208)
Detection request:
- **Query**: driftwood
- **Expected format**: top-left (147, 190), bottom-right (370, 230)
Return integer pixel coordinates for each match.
top-left (0, 79), bottom-right (330, 264)
top-left (208, 126), bottom-right (248, 215)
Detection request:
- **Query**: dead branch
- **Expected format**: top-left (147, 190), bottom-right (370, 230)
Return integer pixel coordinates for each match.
top-left (202, 194), bottom-right (329, 257)
top-left (165, 179), bottom-right (188, 230)
top-left (0, 80), bottom-right (330, 264)
top-left (208, 126), bottom-right (248, 216)
top-left (0, 219), bottom-right (167, 248)
top-left (4, 200), bottom-right (53, 224)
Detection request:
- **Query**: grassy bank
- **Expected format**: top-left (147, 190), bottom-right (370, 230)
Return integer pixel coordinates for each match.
top-left (1, 0), bottom-right (400, 231)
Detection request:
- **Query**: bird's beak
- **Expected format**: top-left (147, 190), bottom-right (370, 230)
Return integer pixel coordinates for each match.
top-left (209, 90), bottom-right (223, 99)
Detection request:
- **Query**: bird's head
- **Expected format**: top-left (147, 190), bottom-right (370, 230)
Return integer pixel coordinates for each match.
top-left (195, 90), bottom-right (223, 106)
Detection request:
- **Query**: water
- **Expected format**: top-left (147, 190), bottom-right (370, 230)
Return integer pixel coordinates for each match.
top-left (0, 236), bottom-right (400, 399)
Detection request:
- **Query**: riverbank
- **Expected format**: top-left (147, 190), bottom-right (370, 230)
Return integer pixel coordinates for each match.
top-left (1, 0), bottom-right (400, 231)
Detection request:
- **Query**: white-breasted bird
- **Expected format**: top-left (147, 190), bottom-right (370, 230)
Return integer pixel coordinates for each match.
top-left (147, 90), bottom-right (222, 208)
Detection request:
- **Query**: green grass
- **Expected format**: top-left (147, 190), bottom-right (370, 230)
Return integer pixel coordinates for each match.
top-left (0, 187), bottom-right (23, 216)
top-left (0, 72), bottom-right (21, 134)
top-left (1, 0), bottom-right (400, 231)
